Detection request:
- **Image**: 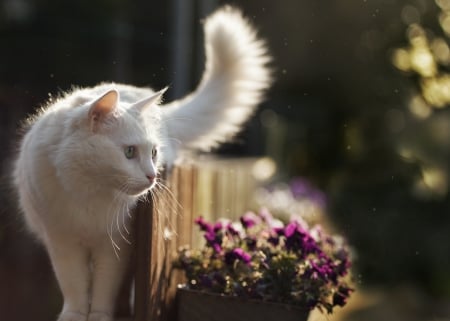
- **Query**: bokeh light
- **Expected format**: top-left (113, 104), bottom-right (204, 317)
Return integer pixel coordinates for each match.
top-left (408, 94), bottom-right (432, 119)
top-left (421, 75), bottom-right (450, 107)
top-left (414, 166), bottom-right (448, 198)
top-left (431, 37), bottom-right (450, 64)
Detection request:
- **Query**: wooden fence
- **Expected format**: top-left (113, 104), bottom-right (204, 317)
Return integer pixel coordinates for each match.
top-left (131, 157), bottom-right (267, 321)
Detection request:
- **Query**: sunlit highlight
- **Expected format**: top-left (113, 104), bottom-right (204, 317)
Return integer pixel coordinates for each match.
top-left (251, 157), bottom-right (276, 181)
top-left (408, 95), bottom-right (432, 119)
top-left (440, 11), bottom-right (450, 36)
top-left (436, 0), bottom-right (450, 11)
top-left (414, 166), bottom-right (449, 198)
top-left (421, 75), bottom-right (450, 108)
top-left (431, 38), bottom-right (450, 64)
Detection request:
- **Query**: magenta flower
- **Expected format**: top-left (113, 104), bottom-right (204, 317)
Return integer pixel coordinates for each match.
top-left (225, 248), bottom-right (252, 265)
top-left (284, 221), bottom-right (320, 255)
top-left (213, 221), bottom-right (223, 232)
top-left (240, 211), bottom-right (260, 229)
top-left (204, 229), bottom-right (223, 253)
top-left (195, 216), bottom-right (213, 233)
top-left (307, 259), bottom-right (335, 281)
top-left (284, 222), bottom-right (298, 238)
top-left (226, 223), bottom-right (240, 236)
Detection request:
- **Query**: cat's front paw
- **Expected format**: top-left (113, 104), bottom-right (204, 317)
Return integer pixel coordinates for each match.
top-left (58, 311), bottom-right (87, 321)
top-left (87, 312), bottom-right (113, 321)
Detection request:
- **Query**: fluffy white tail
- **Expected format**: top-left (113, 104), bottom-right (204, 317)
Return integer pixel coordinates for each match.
top-left (162, 6), bottom-right (271, 152)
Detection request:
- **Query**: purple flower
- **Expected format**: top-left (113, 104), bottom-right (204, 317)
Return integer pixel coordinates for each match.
top-left (195, 216), bottom-right (213, 233)
top-left (226, 223), bottom-right (240, 237)
top-left (304, 258), bottom-right (339, 284)
top-left (225, 248), bottom-right (252, 265)
top-left (273, 227), bottom-right (285, 236)
top-left (212, 243), bottom-right (222, 253)
top-left (290, 178), bottom-right (327, 208)
top-left (315, 260), bottom-right (333, 279)
top-left (240, 211), bottom-right (260, 229)
top-left (178, 207), bottom-right (353, 312)
top-left (284, 222), bottom-right (298, 238)
top-left (290, 178), bottom-right (312, 198)
top-left (204, 230), bottom-right (222, 253)
top-left (213, 222), bottom-right (223, 232)
top-left (204, 230), bottom-right (216, 242)
top-left (284, 222), bottom-right (320, 255)
top-left (289, 215), bottom-right (309, 230)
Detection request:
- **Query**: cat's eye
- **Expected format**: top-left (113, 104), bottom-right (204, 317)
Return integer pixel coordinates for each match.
top-left (151, 147), bottom-right (158, 160)
top-left (124, 146), bottom-right (136, 159)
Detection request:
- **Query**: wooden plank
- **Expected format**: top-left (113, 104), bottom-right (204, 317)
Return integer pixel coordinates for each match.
top-left (134, 199), bottom-right (154, 321)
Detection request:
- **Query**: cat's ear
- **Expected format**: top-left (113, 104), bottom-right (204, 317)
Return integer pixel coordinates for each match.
top-left (88, 90), bottom-right (119, 132)
top-left (130, 87), bottom-right (168, 113)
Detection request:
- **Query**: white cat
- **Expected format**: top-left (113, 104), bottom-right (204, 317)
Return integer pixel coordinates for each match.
top-left (13, 6), bottom-right (270, 321)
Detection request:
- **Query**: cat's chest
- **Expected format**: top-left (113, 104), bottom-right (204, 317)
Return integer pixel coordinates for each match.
top-left (49, 192), bottom-right (133, 237)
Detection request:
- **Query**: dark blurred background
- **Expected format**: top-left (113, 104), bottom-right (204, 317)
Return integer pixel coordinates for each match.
top-left (1, 0), bottom-right (449, 320)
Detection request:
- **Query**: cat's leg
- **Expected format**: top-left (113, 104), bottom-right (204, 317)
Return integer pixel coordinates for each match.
top-left (87, 239), bottom-right (131, 321)
top-left (46, 237), bottom-right (90, 321)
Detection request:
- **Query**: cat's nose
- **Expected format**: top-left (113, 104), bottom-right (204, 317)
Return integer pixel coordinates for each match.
top-left (146, 175), bottom-right (155, 183)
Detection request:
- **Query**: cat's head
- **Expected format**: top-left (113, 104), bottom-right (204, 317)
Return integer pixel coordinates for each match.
top-left (58, 88), bottom-right (166, 197)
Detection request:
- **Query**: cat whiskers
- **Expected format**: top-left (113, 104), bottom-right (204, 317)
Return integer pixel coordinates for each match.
top-left (155, 179), bottom-right (182, 214)
top-left (115, 182), bottom-right (134, 244)
top-left (103, 175), bottom-right (180, 258)
top-left (123, 202), bottom-right (131, 233)
top-left (153, 178), bottom-right (182, 239)
top-left (148, 186), bottom-right (173, 250)
top-left (106, 181), bottom-right (132, 259)
top-left (107, 191), bottom-right (123, 259)
top-left (116, 201), bottom-right (132, 245)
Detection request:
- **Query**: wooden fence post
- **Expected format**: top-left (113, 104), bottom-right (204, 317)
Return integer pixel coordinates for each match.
top-left (133, 165), bottom-right (195, 321)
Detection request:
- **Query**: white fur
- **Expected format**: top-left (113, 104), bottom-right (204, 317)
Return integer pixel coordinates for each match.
top-left (163, 6), bottom-right (271, 151)
top-left (13, 6), bottom-right (270, 321)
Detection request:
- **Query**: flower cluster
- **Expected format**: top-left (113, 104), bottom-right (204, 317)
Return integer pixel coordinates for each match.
top-left (175, 209), bottom-right (353, 314)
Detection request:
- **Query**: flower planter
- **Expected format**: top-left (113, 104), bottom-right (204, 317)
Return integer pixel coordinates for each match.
top-left (174, 211), bottom-right (353, 317)
top-left (176, 288), bottom-right (309, 321)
